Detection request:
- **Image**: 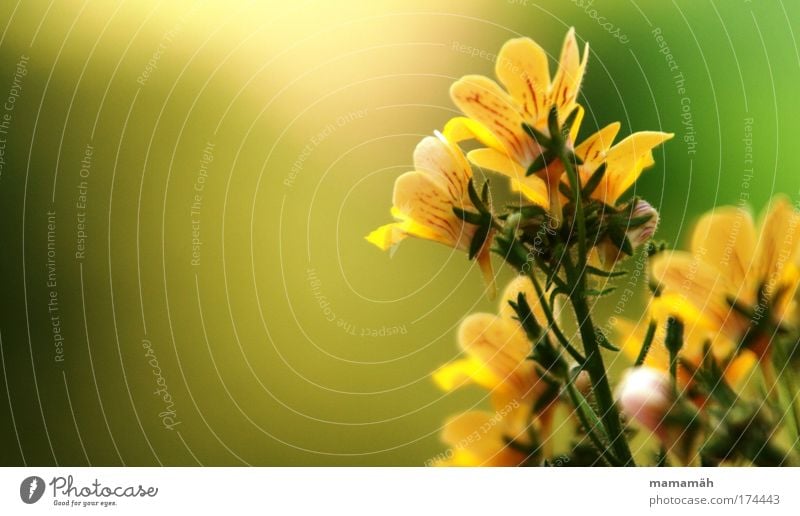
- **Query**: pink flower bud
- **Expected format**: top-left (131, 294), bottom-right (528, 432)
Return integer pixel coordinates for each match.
top-left (616, 367), bottom-right (701, 465)
top-left (626, 200), bottom-right (659, 248)
top-left (616, 366), bottom-right (673, 434)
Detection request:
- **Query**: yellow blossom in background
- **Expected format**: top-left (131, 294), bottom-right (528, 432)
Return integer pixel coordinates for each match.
top-left (436, 410), bottom-right (528, 466)
top-left (366, 131), bottom-right (495, 292)
top-left (432, 276), bottom-right (558, 465)
top-left (650, 197), bottom-right (800, 361)
top-left (432, 275), bottom-right (547, 402)
top-left (615, 295), bottom-right (756, 390)
top-left (447, 29), bottom-right (588, 221)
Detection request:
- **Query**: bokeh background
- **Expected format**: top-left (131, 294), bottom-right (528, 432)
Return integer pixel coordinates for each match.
top-left (0, 0), bottom-right (797, 466)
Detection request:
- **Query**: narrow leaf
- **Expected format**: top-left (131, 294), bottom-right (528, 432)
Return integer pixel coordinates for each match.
top-left (607, 225), bottom-right (634, 255)
top-left (452, 206), bottom-right (484, 225)
top-left (582, 163), bottom-right (607, 199)
top-left (521, 122), bottom-right (551, 147)
top-left (634, 320), bottom-right (657, 366)
top-left (468, 221), bottom-right (491, 260)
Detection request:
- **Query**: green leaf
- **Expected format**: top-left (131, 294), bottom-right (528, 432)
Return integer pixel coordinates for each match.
top-left (585, 264), bottom-right (626, 278)
top-left (452, 206), bottom-right (484, 225)
top-left (467, 179), bottom-right (487, 214)
top-left (584, 287), bottom-right (616, 297)
top-left (595, 330), bottom-right (620, 352)
top-left (582, 163), bottom-right (607, 199)
top-left (561, 106), bottom-right (581, 139)
top-left (566, 150), bottom-right (584, 166)
top-left (510, 292), bottom-right (543, 341)
top-left (565, 371), bottom-right (621, 466)
top-left (518, 204), bottom-right (547, 219)
top-left (548, 286), bottom-right (567, 308)
top-left (481, 180), bottom-right (491, 205)
top-left (468, 221), bottom-right (491, 260)
top-left (634, 320), bottom-right (657, 366)
top-left (525, 151), bottom-right (555, 176)
top-left (607, 225), bottom-right (634, 255)
top-left (547, 105), bottom-right (560, 144)
top-left (521, 122), bottom-right (551, 147)
top-left (611, 212), bottom-right (653, 229)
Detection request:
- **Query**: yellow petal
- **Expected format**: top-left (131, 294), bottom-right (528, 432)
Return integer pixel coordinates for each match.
top-left (450, 74), bottom-right (532, 164)
top-left (365, 222), bottom-right (406, 251)
top-left (466, 147), bottom-right (549, 207)
top-left (467, 147), bottom-right (526, 177)
top-left (432, 357), bottom-right (500, 392)
top-left (650, 251), bottom-right (748, 343)
top-left (413, 135), bottom-right (471, 202)
top-left (495, 37), bottom-right (551, 124)
top-left (574, 122), bottom-right (621, 182)
top-left (568, 104), bottom-right (585, 143)
top-left (490, 391), bottom-right (536, 438)
top-left (650, 293), bottom-right (712, 332)
top-left (392, 171), bottom-right (466, 248)
top-left (614, 317), bottom-right (669, 370)
top-left (439, 411), bottom-right (525, 466)
top-left (603, 131), bottom-right (673, 202)
top-left (498, 275), bottom-right (539, 321)
top-left (690, 207), bottom-right (756, 289)
top-left (510, 178), bottom-right (549, 208)
top-left (754, 196), bottom-right (800, 300)
top-left (442, 116), bottom-right (504, 151)
top-left (550, 27), bottom-right (588, 111)
top-left (458, 313), bottom-right (536, 398)
top-left (724, 352), bottom-right (757, 386)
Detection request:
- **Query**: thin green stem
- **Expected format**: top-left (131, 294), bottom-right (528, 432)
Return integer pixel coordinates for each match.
top-left (558, 145), bottom-right (636, 466)
top-left (569, 289), bottom-right (635, 466)
top-left (527, 271), bottom-right (586, 366)
top-left (565, 380), bottom-right (621, 466)
top-left (635, 321), bottom-right (657, 367)
top-left (669, 352), bottom-right (679, 395)
top-left (559, 150), bottom-right (588, 265)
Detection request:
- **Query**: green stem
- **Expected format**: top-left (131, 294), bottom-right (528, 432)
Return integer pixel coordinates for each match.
top-left (565, 380), bottom-right (620, 466)
top-left (635, 320), bottom-right (657, 367)
top-left (527, 271), bottom-right (586, 366)
top-left (569, 289), bottom-right (635, 466)
top-left (558, 144), bottom-right (636, 466)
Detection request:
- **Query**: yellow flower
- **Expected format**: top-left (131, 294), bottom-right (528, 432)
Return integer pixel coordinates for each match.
top-left (570, 124), bottom-right (672, 265)
top-left (572, 122), bottom-right (673, 206)
top-left (615, 295), bottom-right (755, 389)
top-left (436, 410), bottom-right (528, 466)
top-left (432, 275), bottom-right (546, 402)
top-left (650, 197), bottom-right (800, 361)
top-left (446, 29), bottom-right (588, 221)
top-left (432, 276), bottom-right (556, 464)
top-left (366, 131), bottom-right (495, 292)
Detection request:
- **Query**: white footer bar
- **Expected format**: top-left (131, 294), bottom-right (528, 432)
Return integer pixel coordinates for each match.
top-left (1, 467), bottom-right (796, 514)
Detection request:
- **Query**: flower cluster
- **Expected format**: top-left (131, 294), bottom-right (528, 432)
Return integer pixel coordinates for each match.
top-left (367, 29), bottom-right (800, 466)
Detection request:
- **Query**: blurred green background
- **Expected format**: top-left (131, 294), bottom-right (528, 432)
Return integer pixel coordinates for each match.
top-left (0, 0), bottom-right (797, 465)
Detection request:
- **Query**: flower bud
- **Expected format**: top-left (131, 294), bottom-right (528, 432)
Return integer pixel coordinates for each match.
top-left (616, 366), bottom-right (673, 433)
top-left (616, 366), bottom-right (701, 465)
top-left (626, 200), bottom-right (659, 248)
top-left (596, 200), bottom-right (659, 267)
